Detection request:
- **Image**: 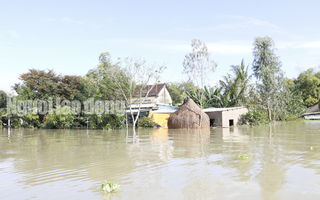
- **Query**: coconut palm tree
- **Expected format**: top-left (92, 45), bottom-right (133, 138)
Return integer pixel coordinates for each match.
top-left (220, 59), bottom-right (252, 106)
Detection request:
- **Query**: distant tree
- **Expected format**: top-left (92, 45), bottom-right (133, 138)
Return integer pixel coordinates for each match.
top-left (94, 52), bottom-right (166, 130)
top-left (167, 80), bottom-right (196, 106)
top-left (294, 68), bottom-right (320, 107)
top-left (167, 83), bottom-right (184, 106)
top-left (0, 90), bottom-right (7, 108)
top-left (85, 53), bottom-right (126, 101)
top-left (220, 59), bottom-right (252, 105)
top-left (252, 36), bottom-right (282, 121)
top-left (183, 39), bottom-right (217, 127)
top-left (252, 36), bottom-right (305, 121)
top-left (15, 69), bottom-right (89, 102)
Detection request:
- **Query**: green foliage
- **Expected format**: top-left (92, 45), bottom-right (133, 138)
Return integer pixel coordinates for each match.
top-left (186, 85), bottom-right (239, 108)
top-left (167, 83), bottom-right (184, 106)
top-left (185, 89), bottom-right (203, 107)
top-left (101, 181), bottom-right (121, 193)
top-left (252, 36), bottom-right (281, 80)
top-left (220, 59), bottom-right (252, 106)
top-left (45, 106), bottom-right (77, 129)
top-left (9, 116), bottom-right (22, 128)
top-left (85, 113), bottom-right (125, 129)
top-left (85, 52), bottom-right (134, 101)
top-left (138, 116), bottom-right (157, 128)
top-left (23, 111), bottom-right (41, 128)
top-left (14, 69), bottom-right (89, 104)
top-left (294, 68), bottom-right (320, 107)
top-left (167, 80), bottom-right (196, 106)
top-left (0, 90), bottom-right (7, 108)
top-left (103, 123), bottom-right (112, 130)
top-left (238, 154), bottom-right (251, 160)
top-left (252, 36), bottom-right (296, 122)
top-left (242, 108), bottom-right (269, 125)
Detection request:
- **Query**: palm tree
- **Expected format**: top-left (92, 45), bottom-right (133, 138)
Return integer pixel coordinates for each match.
top-left (220, 59), bottom-right (252, 106)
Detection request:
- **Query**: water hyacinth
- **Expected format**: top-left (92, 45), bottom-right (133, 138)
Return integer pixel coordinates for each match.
top-left (101, 181), bottom-right (121, 193)
top-left (238, 154), bottom-right (251, 160)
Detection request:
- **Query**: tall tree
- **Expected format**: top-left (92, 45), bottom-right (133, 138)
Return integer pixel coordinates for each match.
top-left (0, 90), bottom-right (8, 108)
top-left (167, 80), bottom-right (196, 106)
top-left (15, 69), bottom-right (89, 102)
top-left (293, 68), bottom-right (320, 107)
top-left (252, 36), bottom-right (282, 121)
top-left (220, 59), bottom-right (252, 105)
top-left (183, 39), bottom-right (217, 127)
top-left (94, 52), bottom-right (166, 130)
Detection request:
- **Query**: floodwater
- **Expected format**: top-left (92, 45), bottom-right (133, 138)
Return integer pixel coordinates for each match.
top-left (1, 121), bottom-right (320, 200)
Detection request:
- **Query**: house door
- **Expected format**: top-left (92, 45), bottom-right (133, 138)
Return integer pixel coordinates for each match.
top-left (229, 119), bottom-right (234, 127)
top-left (210, 119), bottom-right (215, 127)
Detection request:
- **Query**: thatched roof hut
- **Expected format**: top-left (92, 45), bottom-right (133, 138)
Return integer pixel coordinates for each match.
top-left (168, 98), bottom-right (210, 129)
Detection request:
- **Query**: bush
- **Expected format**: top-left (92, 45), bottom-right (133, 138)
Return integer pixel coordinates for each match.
top-left (84, 114), bottom-right (125, 129)
top-left (23, 110), bottom-right (41, 128)
top-left (10, 116), bottom-right (22, 128)
top-left (103, 123), bottom-right (112, 130)
top-left (45, 106), bottom-right (77, 129)
top-left (138, 116), bottom-right (157, 128)
top-left (242, 109), bottom-right (269, 125)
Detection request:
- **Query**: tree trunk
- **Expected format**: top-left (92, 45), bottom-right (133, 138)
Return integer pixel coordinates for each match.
top-left (125, 112), bottom-right (128, 129)
top-left (267, 100), bottom-right (272, 121)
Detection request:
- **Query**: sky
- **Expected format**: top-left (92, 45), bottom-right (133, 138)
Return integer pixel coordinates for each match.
top-left (1, 0), bottom-right (320, 93)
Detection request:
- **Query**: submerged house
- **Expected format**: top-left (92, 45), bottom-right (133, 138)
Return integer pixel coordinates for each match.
top-left (203, 107), bottom-right (248, 128)
top-left (302, 101), bottom-right (320, 119)
top-left (127, 84), bottom-right (178, 127)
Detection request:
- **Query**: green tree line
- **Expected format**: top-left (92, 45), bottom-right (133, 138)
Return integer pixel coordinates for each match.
top-left (0, 36), bottom-right (318, 128)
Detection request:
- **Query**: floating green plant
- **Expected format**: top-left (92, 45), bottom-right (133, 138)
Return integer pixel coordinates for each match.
top-left (238, 154), bottom-right (251, 160)
top-left (101, 181), bottom-right (121, 193)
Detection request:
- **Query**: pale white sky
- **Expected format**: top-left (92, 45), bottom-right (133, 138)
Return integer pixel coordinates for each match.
top-left (1, 0), bottom-right (320, 93)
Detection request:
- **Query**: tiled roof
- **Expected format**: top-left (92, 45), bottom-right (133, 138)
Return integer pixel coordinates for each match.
top-left (133, 84), bottom-right (165, 97)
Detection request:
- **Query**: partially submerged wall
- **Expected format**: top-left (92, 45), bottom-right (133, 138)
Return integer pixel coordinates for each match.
top-left (205, 107), bottom-right (248, 128)
top-left (206, 111), bottom-right (222, 126)
top-left (221, 107), bottom-right (248, 127)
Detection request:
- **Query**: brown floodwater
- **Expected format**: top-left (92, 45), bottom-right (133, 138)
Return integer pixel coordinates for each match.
top-left (1, 121), bottom-right (320, 199)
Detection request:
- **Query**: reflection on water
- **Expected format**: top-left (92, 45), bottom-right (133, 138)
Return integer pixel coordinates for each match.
top-left (1, 121), bottom-right (320, 199)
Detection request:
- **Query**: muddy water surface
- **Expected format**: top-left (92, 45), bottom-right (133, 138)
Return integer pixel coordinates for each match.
top-left (1, 121), bottom-right (320, 199)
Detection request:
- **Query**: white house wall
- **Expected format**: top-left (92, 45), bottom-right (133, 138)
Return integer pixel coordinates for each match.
top-left (206, 111), bottom-right (223, 126)
top-left (205, 107), bottom-right (248, 128)
top-left (306, 103), bottom-right (320, 113)
top-left (156, 87), bottom-right (172, 105)
top-left (221, 108), bottom-right (248, 127)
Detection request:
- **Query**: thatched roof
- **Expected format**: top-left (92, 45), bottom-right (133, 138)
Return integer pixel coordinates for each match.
top-left (168, 98), bottom-right (210, 129)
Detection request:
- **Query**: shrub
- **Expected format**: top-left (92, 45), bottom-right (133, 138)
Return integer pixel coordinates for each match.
top-left (45, 106), bottom-right (77, 129)
top-left (242, 109), bottom-right (269, 125)
top-left (138, 116), bottom-right (157, 128)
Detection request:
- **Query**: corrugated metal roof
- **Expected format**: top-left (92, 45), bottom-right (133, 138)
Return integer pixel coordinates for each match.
top-left (151, 108), bottom-right (177, 114)
top-left (202, 106), bottom-right (246, 112)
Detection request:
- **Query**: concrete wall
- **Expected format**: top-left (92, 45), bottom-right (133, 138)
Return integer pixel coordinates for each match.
top-left (150, 113), bottom-right (171, 127)
top-left (221, 108), bottom-right (248, 127)
top-left (206, 111), bottom-right (223, 126)
top-left (156, 86), bottom-right (172, 105)
top-left (306, 102), bottom-right (320, 113)
top-left (205, 107), bottom-right (248, 128)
